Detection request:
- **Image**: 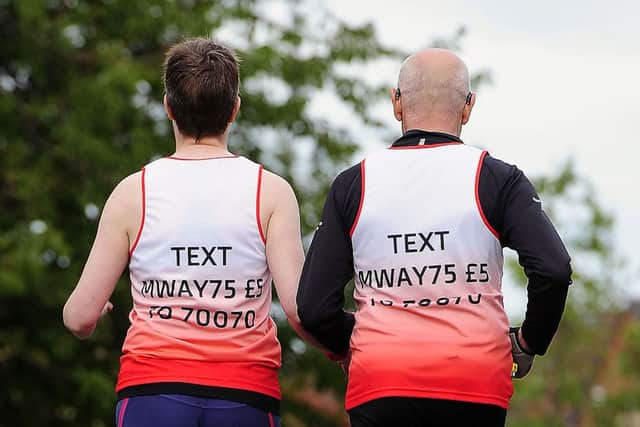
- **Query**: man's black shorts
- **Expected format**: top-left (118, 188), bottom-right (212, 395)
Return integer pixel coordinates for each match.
top-left (348, 396), bottom-right (507, 427)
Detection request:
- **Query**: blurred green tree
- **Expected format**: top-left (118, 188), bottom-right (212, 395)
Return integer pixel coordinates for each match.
top-left (505, 162), bottom-right (640, 427)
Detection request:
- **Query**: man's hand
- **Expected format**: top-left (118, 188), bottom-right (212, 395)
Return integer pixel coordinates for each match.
top-left (336, 350), bottom-right (351, 379)
top-left (510, 327), bottom-right (535, 379)
top-left (100, 301), bottom-right (114, 318)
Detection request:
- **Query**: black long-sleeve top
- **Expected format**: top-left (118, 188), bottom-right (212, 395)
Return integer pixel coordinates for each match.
top-left (297, 129), bottom-right (572, 356)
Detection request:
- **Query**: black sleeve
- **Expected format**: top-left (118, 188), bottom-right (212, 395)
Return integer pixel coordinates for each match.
top-left (479, 155), bottom-right (572, 355)
top-left (296, 164), bottom-right (361, 356)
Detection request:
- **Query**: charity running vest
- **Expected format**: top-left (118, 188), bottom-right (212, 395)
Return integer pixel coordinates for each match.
top-left (116, 155), bottom-right (280, 400)
top-left (347, 143), bottom-right (513, 409)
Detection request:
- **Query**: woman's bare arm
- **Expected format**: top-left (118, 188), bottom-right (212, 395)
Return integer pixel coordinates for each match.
top-left (261, 170), bottom-right (327, 351)
top-left (63, 172), bottom-right (141, 338)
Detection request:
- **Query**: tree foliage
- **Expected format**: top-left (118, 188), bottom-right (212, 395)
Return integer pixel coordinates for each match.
top-left (506, 162), bottom-right (640, 427)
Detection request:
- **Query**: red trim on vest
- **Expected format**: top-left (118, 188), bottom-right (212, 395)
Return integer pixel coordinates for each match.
top-left (117, 397), bottom-right (129, 427)
top-left (475, 151), bottom-right (500, 240)
top-left (165, 155), bottom-right (239, 160)
top-left (129, 167), bottom-right (146, 257)
top-left (388, 141), bottom-right (462, 150)
top-left (256, 165), bottom-right (266, 244)
top-left (268, 412), bottom-right (275, 427)
top-left (349, 160), bottom-right (366, 237)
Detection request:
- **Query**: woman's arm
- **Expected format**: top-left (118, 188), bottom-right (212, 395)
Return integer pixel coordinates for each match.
top-left (63, 172), bottom-right (141, 338)
top-left (260, 170), bottom-right (327, 351)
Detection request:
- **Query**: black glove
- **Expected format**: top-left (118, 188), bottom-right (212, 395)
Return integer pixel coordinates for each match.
top-left (510, 327), bottom-right (535, 379)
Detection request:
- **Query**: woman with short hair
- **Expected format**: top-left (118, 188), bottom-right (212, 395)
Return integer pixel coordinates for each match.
top-left (64, 38), bottom-right (305, 427)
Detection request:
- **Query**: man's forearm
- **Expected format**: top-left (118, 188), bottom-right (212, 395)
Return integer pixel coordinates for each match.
top-left (298, 307), bottom-right (355, 356)
top-left (521, 276), bottom-right (570, 355)
top-left (297, 166), bottom-right (361, 356)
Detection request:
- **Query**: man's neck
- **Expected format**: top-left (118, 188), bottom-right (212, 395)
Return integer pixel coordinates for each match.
top-left (402, 116), bottom-right (462, 137)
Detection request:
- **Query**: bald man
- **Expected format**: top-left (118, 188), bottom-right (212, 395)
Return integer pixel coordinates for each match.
top-left (297, 49), bottom-right (571, 426)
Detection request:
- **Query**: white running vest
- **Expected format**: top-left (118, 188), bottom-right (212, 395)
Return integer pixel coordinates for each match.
top-left (346, 143), bottom-right (513, 409)
top-left (117, 155), bottom-right (281, 399)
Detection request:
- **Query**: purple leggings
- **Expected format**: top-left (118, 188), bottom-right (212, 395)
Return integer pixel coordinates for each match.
top-left (115, 395), bottom-right (280, 427)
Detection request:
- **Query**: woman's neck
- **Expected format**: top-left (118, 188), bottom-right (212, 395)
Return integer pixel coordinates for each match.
top-left (173, 133), bottom-right (231, 158)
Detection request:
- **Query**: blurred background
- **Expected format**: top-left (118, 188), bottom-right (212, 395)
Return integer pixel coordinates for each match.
top-left (1, 0), bottom-right (639, 426)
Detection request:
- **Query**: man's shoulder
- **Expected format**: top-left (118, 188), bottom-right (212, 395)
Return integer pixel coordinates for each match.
top-left (482, 152), bottom-right (523, 184)
top-left (483, 152), bottom-right (515, 169)
top-left (331, 161), bottom-right (365, 202)
top-left (327, 162), bottom-right (365, 226)
top-left (332, 147), bottom-right (390, 189)
top-left (334, 162), bottom-right (362, 186)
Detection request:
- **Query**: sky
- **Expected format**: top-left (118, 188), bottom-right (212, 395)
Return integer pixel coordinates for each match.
top-left (314, 0), bottom-right (640, 313)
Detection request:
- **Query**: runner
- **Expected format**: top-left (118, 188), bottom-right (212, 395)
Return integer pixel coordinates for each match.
top-left (297, 48), bottom-right (572, 427)
top-left (63, 38), bottom-right (305, 427)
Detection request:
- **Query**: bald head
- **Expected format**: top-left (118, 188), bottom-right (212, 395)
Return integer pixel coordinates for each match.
top-left (396, 49), bottom-right (471, 126)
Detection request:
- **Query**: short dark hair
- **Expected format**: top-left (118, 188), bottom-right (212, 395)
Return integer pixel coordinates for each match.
top-left (163, 38), bottom-right (239, 138)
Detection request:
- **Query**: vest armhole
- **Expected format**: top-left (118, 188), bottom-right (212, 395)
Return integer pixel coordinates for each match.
top-left (475, 151), bottom-right (500, 240)
top-left (349, 160), bottom-right (366, 237)
top-left (129, 167), bottom-right (147, 257)
top-left (256, 165), bottom-right (267, 245)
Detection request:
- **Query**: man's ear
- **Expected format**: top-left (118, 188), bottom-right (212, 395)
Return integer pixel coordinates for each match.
top-left (389, 87), bottom-right (402, 122)
top-left (461, 92), bottom-right (476, 125)
top-left (228, 96), bottom-right (241, 123)
top-left (163, 94), bottom-right (175, 121)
